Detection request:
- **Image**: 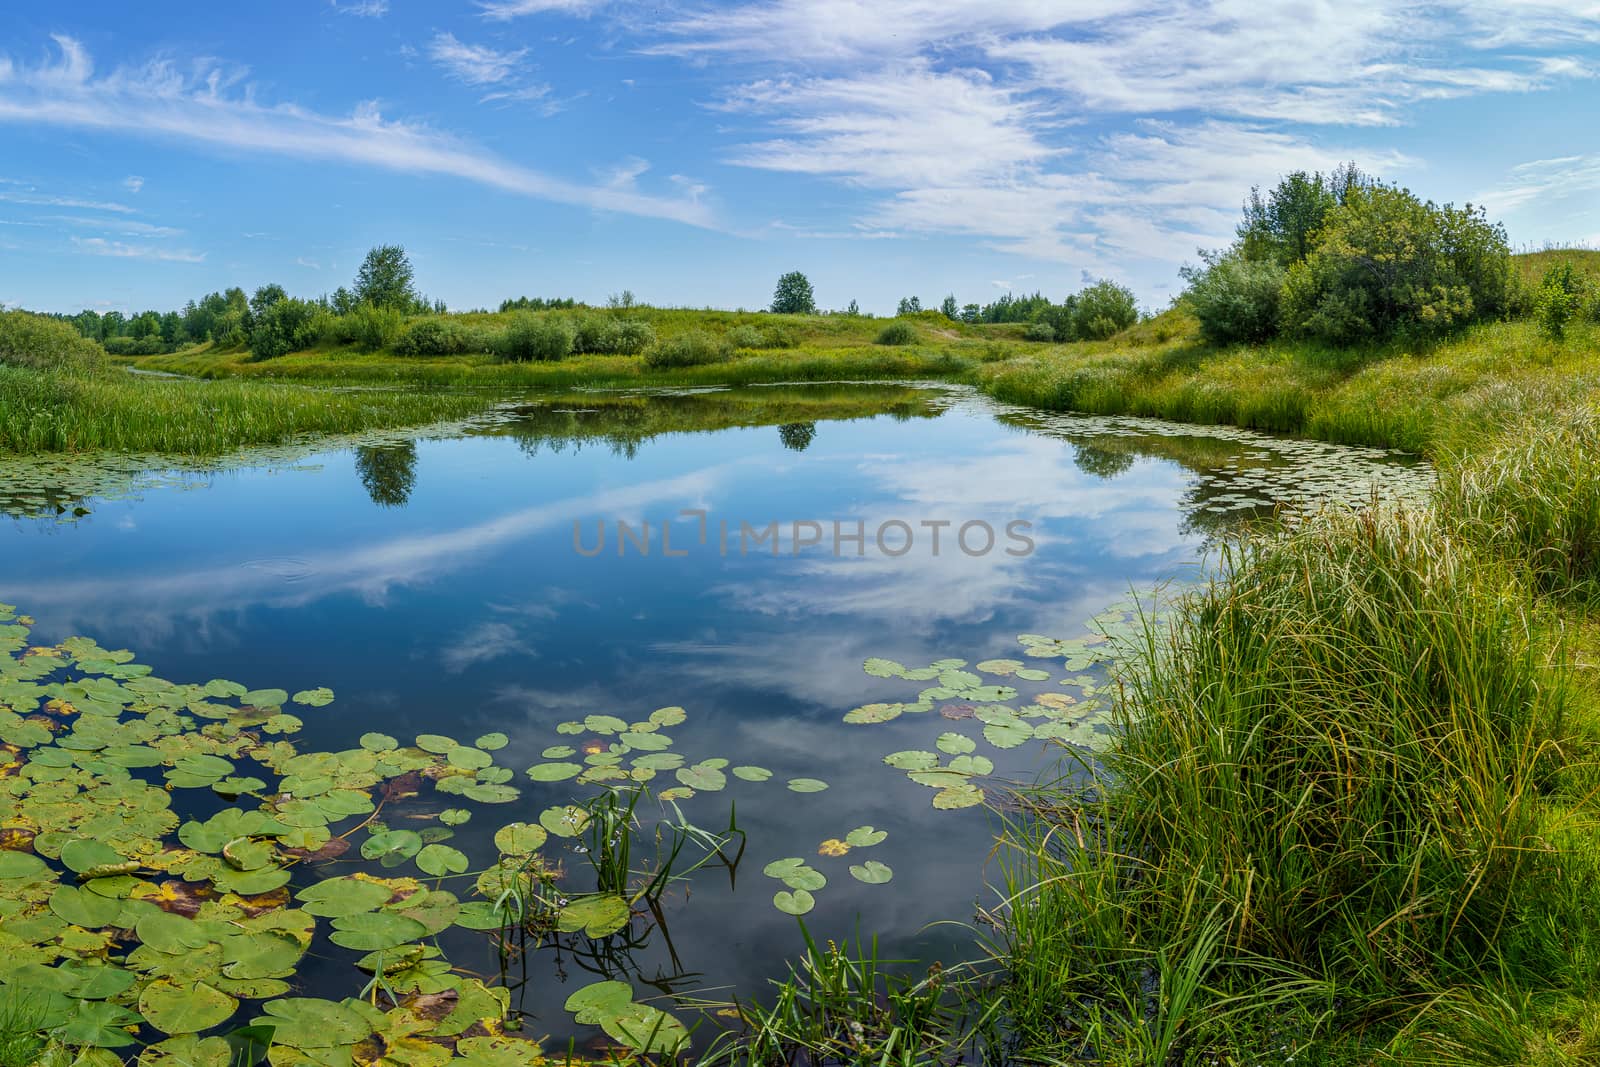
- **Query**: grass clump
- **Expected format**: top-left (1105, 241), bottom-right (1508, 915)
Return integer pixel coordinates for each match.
top-left (493, 313), bottom-right (574, 362)
top-left (995, 504), bottom-right (1572, 1061)
top-left (1439, 407), bottom-right (1600, 597)
top-left (0, 310), bottom-right (105, 373)
top-left (644, 330), bottom-right (731, 369)
top-left (875, 322), bottom-right (917, 346)
top-left (341, 302), bottom-right (407, 351)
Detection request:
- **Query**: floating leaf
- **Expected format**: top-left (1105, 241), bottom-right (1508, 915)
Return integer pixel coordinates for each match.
top-left (676, 763), bottom-right (727, 792)
top-left (732, 765), bottom-right (771, 782)
top-left (556, 894), bottom-right (630, 938)
top-left (541, 745), bottom-right (576, 759)
top-left (297, 877), bottom-right (394, 917)
top-left (849, 860), bottom-right (893, 884)
top-left (937, 732), bottom-right (975, 755)
top-left (584, 714), bottom-right (629, 735)
top-left (773, 889), bottom-right (815, 915)
top-left (844, 826), bottom-right (887, 848)
top-left (976, 659), bottom-right (1023, 676)
top-left (526, 762), bottom-right (582, 783)
top-left (253, 998), bottom-right (371, 1050)
top-left (360, 829), bottom-right (422, 863)
top-left (330, 911), bottom-right (428, 951)
top-left (948, 754), bottom-right (995, 776)
top-left (241, 688), bottom-right (288, 708)
top-left (883, 750), bottom-right (938, 771)
top-left (359, 732), bottom-right (398, 752)
top-left (475, 732), bottom-right (509, 750)
top-left (139, 980), bottom-right (238, 1035)
top-left (786, 778), bottom-right (828, 793)
top-left (416, 844), bottom-right (469, 877)
top-left (983, 719), bottom-right (1034, 749)
top-left (539, 806), bottom-right (591, 838)
top-left (862, 657), bottom-right (906, 678)
top-left (415, 734), bottom-right (457, 754)
top-left (932, 784), bottom-right (986, 810)
top-left (494, 822), bottom-right (547, 856)
top-left (648, 706), bottom-right (686, 727)
top-left (291, 687), bottom-right (334, 708)
top-left (843, 702), bottom-right (900, 724)
top-left (762, 858), bottom-right (826, 891)
top-left (440, 808), bottom-right (472, 826)
top-left (61, 838), bottom-right (128, 875)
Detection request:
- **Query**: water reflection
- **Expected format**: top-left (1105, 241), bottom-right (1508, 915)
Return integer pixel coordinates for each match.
top-left (355, 440), bottom-right (419, 508)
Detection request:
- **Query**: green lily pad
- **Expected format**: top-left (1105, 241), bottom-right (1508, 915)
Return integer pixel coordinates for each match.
top-left (773, 889), bottom-right (815, 916)
top-left (883, 750), bottom-right (939, 771)
top-left (843, 702), bottom-right (900, 724)
top-left (253, 997), bottom-right (372, 1050)
top-left (863, 657), bottom-right (907, 678)
top-left (844, 826), bottom-right (887, 848)
top-left (676, 763), bottom-right (727, 791)
top-left (937, 732), bottom-right (975, 755)
top-left (983, 719), bottom-right (1035, 749)
top-left (526, 762), bottom-right (582, 783)
top-left (648, 706), bottom-right (686, 727)
top-left (297, 876), bottom-right (395, 917)
top-left (360, 829), bottom-right (422, 862)
top-left (493, 822), bottom-right (547, 855)
top-left (475, 732), bottom-right (509, 750)
top-left (329, 911), bottom-right (428, 951)
top-left (556, 894), bottom-right (630, 938)
top-left (849, 860), bottom-right (893, 884)
top-left (291, 687), bottom-right (335, 708)
top-left (539, 806), bottom-right (591, 838)
top-left (731, 765), bottom-right (772, 782)
top-left (786, 778), bottom-right (828, 793)
top-left (932, 784), bottom-right (986, 810)
top-left (416, 844), bottom-right (470, 877)
top-left (359, 732), bottom-right (398, 752)
top-left (139, 980), bottom-right (238, 1035)
top-left (415, 734), bottom-right (458, 754)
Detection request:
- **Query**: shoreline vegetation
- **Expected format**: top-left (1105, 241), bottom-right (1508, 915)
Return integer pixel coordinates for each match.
top-left (5, 172), bottom-right (1600, 1062)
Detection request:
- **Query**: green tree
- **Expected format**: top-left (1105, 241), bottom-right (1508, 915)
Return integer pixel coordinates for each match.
top-left (1238, 163), bottom-right (1365, 267)
top-left (896, 296), bottom-right (921, 316)
top-left (1072, 280), bottom-right (1140, 339)
top-left (354, 245), bottom-right (417, 311)
top-left (1534, 261), bottom-right (1587, 341)
top-left (771, 271), bottom-right (816, 315)
top-left (1180, 250), bottom-right (1286, 344)
top-left (1281, 183), bottom-right (1511, 344)
top-left (845, 299), bottom-right (860, 315)
top-left (940, 295), bottom-right (959, 320)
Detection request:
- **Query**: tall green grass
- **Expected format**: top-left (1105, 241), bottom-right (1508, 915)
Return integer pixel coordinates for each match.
top-left (992, 504), bottom-right (1581, 1062)
top-left (0, 365), bottom-right (485, 455)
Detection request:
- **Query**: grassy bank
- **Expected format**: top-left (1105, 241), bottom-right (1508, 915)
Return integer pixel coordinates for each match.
top-left (0, 364), bottom-right (486, 455)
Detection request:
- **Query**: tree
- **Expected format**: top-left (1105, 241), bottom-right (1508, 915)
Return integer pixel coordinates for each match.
top-left (249, 284), bottom-right (287, 319)
top-left (1238, 163), bottom-right (1366, 267)
top-left (896, 296), bottom-right (921, 316)
top-left (940, 295), bottom-right (959, 320)
top-left (1180, 250), bottom-right (1286, 344)
top-left (354, 245), bottom-right (417, 311)
top-left (1072, 280), bottom-right (1141, 339)
top-left (331, 287), bottom-right (356, 316)
top-left (845, 299), bottom-right (860, 316)
top-left (771, 271), bottom-right (816, 315)
top-left (1280, 183), bottom-right (1511, 344)
top-left (960, 303), bottom-right (980, 323)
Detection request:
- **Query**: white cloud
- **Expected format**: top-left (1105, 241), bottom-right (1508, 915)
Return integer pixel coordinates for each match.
top-left (0, 189), bottom-right (134, 214)
top-left (478, 0), bottom-right (606, 20)
top-left (427, 32), bottom-right (528, 86)
top-left (42, 214), bottom-right (182, 237)
top-left (71, 236), bottom-right (204, 263)
top-left (1479, 153), bottom-right (1600, 215)
top-left (296, 256), bottom-right (322, 270)
top-left (0, 36), bottom-right (715, 230)
top-left (121, 174), bottom-right (143, 193)
top-left (329, 0), bottom-right (389, 15)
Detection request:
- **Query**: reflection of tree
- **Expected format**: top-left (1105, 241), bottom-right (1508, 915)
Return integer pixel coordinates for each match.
top-left (778, 422), bottom-right (817, 452)
top-left (355, 442), bottom-right (418, 508)
top-left (1072, 443), bottom-right (1136, 479)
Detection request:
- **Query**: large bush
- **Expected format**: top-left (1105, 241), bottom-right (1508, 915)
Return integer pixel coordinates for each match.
top-left (1180, 251), bottom-right (1286, 344)
top-left (1023, 321), bottom-right (1056, 342)
top-left (343, 303), bottom-right (407, 352)
top-left (1532, 261), bottom-right (1588, 341)
top-left (726, 324), bottom-right (798, 350)
top-left (0, 310), bottom-right (105, 373)
top-left (248, 297), bottom-right (322, 361)
top-left (395, 318), bottom-right (482, 357)
top-left (493, 314), bottom-right (574, 362)
top-left (643, 331), bottom-right (731, 369)
top-left (875, 322), bottom-right (917, 346)
top-left (1072, 280), bottom-right (1141, 340)
top-left (1281, 184), bottom-right (1512, 344)
top-left (571, 316), bottom-right (656, 355)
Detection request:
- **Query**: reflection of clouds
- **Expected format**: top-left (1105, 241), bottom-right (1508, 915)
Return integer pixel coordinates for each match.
top-left (440, 621), bottom-right (532, 674)
top-left (4, 465), bottom-right (736, 637)
top-left (708, 433), bottom-right (1196, 635)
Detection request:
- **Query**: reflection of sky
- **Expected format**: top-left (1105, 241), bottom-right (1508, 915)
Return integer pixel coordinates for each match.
top-left (0, 387), bottom-right (1239, 1038)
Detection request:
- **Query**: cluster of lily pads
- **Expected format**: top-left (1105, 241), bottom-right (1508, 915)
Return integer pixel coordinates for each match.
top-left (848, 605), bottom-right (1160, 811)
top-left (0, 593), bottom-right (921, 1062)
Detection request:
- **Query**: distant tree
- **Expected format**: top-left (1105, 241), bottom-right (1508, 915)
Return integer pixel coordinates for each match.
top-left (248, 296), bottom-right (320, 360)
top-left (128, 311), bottom-right (162, 340)
top-left (960, 303), bottom-right (980, 323)
top-left (159, 311), bottom-right (183, 347)
top-left (249, 284), bottom-right (288, 319)
top-left (100, 310), bottom-right (126, 337)
top-left (845, 299), bottom-right (860, 316)
top-left (771, 271), bottom-right (816, 315)
top-left (896, 296), bottom-right (921, 316)
top-left (608, 290), bottom-right (637, 309)
top-left (778, 422), bottom-right (816, 452)
top-left (331, 286), bottom-right (356, 316)
top-left (1072, 280), bottom-right (1141, 340)
top-left (71, 310), bottom-right (102, 341)
top-left (355, 441), bottom-right (418, 508)
top-left (940, 295), bottom-right (959, 320)
top-left (354, 245), bottom-right (417, 311)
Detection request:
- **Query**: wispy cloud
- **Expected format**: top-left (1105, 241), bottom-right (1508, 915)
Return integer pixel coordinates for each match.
top-left (121, 174), bottom-right (143, 193)
top-left (427, 32), bottom-right (528, 86)
top-left (0, 36), bottom-right (716, 230)
top-left (0, 189), bottom-right (135, 214)
top-left (42, 214), bottom-right (182, 237)
top-left (478, 0), bottom-right (606, 20)
top-left (71, 236), bottom-right (204, 262)
top-left (1479, 153), bottom-right (1600, 215)
top-left (328, 0), bottom-right (389, 16)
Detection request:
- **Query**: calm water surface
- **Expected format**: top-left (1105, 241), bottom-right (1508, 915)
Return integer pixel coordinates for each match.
top-left (0, 383), bottom-right (1428, 1044)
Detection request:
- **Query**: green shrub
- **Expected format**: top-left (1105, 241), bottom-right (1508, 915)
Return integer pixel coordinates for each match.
top-left (102, 335), bottom-right (167, 356)
top-left (1531, 261), bottom-right (1587, 341)
top-left (493, 313), bottom-right (574, 362)
top-left (396, 318), bottom-right (479, 357)
top-left (248, 297), bottom-right (322, 361)
top-left (0, 310), bottom-right (105, 373)
top-left (1023, 322), bottom-right (1056, 342)
top-left (875, 322), bottom-right (917, 346)
top-left (726, 323), bottom-right (795, 349)
top-left (569, 315), bottom-right (656, 355)
top-left (1072, 279), bottom-right (1141, 340)
top-left (343, 303), bottom-right (407, 352)
top-left (643, 330), bottom-right (731, 368)
top-left (1180, 251), bottom-right (1285, 344)
top-left (1281, 183), bottom-right (1512, 344)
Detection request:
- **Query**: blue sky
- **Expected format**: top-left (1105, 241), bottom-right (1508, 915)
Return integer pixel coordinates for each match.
top-left (0, 1), bottom-right (1596, 316)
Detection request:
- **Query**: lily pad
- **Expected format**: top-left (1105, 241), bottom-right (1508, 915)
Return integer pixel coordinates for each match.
top-left (416, 844), bottom-right (470, 877)
top-left (291, 687), bottom-right (335, 708)
top-left (845, 826), bottom-right (887, 848)
top-left (786, 778), bottom-right (828, 793)
top-left (139, 980), bottom-right (238, 1035)
top-left (556, 894), bottom-right (630, 938)
top-left (849, 860), bottom-right (893, 884)
top-left (773, 889), bottom-right (815, 915)
top-left (937, 732), bottom-right (976, 755)
top-left (526, 762), bottom-right (582, 783)
top-left (732, 765), bottom-right (771, 782)
top-left (475, 732), bottom-right (509, 750)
